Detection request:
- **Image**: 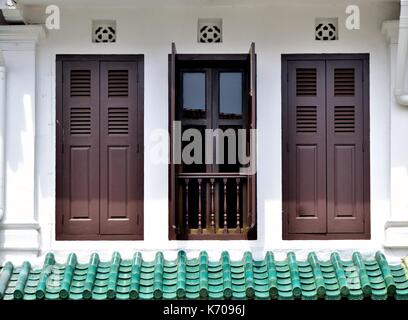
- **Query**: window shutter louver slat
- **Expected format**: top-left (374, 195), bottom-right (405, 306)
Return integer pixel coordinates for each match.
top-left (70, 107), bottom-right (91, 135)
top-left (108, 108), bottom-right (129, 135)
top-left (70, 70), bottom-right (91, 96)
top-left (296, 68), bottom-right (317, 96)
top-left (334, 68), bottom-right (355, 96)
top-left (334, 106), bottom-right (355, 133)
top-left (296, 106), bottom-right (317, 133)
top-left (108, 70), bottom-right (129, 97)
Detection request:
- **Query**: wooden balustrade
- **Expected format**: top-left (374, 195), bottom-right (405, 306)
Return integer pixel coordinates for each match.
top-left (176, 173), bottom-right (249, 239)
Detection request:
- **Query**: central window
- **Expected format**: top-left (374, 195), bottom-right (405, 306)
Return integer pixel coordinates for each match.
top-left (169, 44), bottom-right (257, 240)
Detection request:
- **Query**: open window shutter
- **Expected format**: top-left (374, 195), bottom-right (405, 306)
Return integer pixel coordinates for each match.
top-left (62, 61), bottom-right (100, 235)
top-left (326, 60), bottom-right (365, 233)
top-left (99, 61), bottom-right (143, 236)
top-left (169, 43), bottom-right (178, 239)
top-left (246, 42), bottom-right (257, 239)
top-left (286, 60), bottom-right (327, 234)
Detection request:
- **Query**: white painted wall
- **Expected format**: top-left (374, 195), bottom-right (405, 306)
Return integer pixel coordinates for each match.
top-left (2, 1), bottom-right (404, 264)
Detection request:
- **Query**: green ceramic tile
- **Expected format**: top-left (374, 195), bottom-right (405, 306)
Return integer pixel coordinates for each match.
top-left (1, 250), bottom-right (407, 300)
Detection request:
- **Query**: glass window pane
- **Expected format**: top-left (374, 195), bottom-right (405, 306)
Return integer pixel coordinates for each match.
top-left (183, 72), bottom-right (206, 119)
top-left (219, 72), bottom-right (242, 119)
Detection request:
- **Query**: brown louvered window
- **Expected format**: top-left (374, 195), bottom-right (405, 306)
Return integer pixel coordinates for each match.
top-left (108, 107), bottom-right (129, 135)
top-left (296, 106), bottom-right (317, 133)
top-left (296, 68), bottom-right (317, 96)
top-left (108, 70), bottom-right (129, 97)
top-left (334, 106), bottom-right (355, 133)
top-left (70, 107), bottom-right (91, 135)
top-left (70, 70), bottom-right (91, 97)
top-left (334, 68), bottom-right (355, 96)
top-left (282, 54), bottom-right (370, 240)
top-left (57, 56), bottom-right (144, 240)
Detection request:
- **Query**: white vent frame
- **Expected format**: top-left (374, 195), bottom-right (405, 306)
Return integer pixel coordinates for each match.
top-left (315, 18), bottom-right (338, 41)
top-left (92, 20), bottom-right (117, 43)
top-left (197, 18), bottom-right (222, 43)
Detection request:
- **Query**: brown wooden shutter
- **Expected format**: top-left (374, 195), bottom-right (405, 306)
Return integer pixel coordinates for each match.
top-left (326, 60), bottom-right (365, 233)
top-left (61, 61), bottom-right (100, 235)
top-left (286, 60), bottom-right (327, 234)
top-left (169, 43), bottom-right (177, 240)
top-left (99, 61), bottom-right (143, 236)
top-left (247, 42), bottom-right (257, 239)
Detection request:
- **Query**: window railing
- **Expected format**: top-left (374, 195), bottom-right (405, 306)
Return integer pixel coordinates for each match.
top-left (175, 173), bottom-right (251, 239)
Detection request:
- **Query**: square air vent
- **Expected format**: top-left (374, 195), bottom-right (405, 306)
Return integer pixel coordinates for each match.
top-left (315, 18), bottom-right (338, 41)
top-left (198, 18), bottom-right (222, 43)
top-left (92, 20), bottom-right (116, 43)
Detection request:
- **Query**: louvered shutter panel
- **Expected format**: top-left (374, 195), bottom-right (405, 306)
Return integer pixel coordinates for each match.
top-left (62, 61), bottom-right (100, 235)
top-left (286, 60), bottom-right (327, 234)
top-left (326, 60), bottom-right (365, 233)
top-left (246, 42), bottom-right (257, 239)
top-left (169, 43), bottom-right (177, 240)
top-left (99, 61), bottom-right (143, 236)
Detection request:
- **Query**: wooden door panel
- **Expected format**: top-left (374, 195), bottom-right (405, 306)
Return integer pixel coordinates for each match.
top-left (287, 60), bottom-right (327, 234)
top-left (326, 60), bottom-right (365, 233)
top-left (99, 61), bottom-right (142, 235)
top-left (62, 61), bottom-right (100, 235)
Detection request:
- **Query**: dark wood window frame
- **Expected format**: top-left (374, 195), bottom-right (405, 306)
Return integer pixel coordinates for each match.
top-left (282, 53), bottom-right (370, 240)
top-left (169, 43), bottom-right (257, 240)
top-left (56, 54), bottom-right (144, 240)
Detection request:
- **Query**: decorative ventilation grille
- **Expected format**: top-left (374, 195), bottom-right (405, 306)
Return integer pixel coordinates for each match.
top-left (70, 107), bottom-right (91, 135)
top-left (70, 70), bottom-right (91, 97)
top-left (198, 18), bottom-right (222, 43)
top-left (315, 18), bottom-right (338, 41)
top-left (296, 106), bottom-right (317, 133)
top-left (296, 68), bottom-right (317, 96)
top-left (334, 106), bottom-right (355, 133)
top-left (92, 20), bottom-right (116, 43)
top-left (334, 68), bottom-right (355, 96)
top-left (108, 70), bottom-right (129, 97)
top-left (108, 108), bottom-right (129, 135)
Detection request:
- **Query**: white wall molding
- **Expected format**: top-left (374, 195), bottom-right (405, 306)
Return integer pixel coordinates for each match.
top-left (0, 25), bottom-right (45, 51)
top-left (0, 50), bottom-right (5, 222)
top-left (383, 18), bottom-right (408, 249)
top-left (0, 24), bottom-right (46, 262)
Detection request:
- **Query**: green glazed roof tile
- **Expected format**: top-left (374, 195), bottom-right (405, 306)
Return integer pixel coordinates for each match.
top-left (1, 250), bottom-right (407, 300)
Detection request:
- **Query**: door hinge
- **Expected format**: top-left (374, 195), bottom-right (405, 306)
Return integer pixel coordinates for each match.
top-left (286, 143), bottom-right (290, 152)
top-left (287, 72), bottom-right (289, 82)
top-left (362, 142), bottom-right (365, 152)
top-left (137, 144), bottom-right (140, 153)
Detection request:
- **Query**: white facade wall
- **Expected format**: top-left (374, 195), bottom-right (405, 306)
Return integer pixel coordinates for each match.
top-left (0, 1), bottom-right (405, 265)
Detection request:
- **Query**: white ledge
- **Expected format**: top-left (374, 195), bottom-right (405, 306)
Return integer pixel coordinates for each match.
top-left (0, 25), bottom-right (46, 46)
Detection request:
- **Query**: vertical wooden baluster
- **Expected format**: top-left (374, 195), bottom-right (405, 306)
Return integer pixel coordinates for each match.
top-left (210, 178), bottom-right (215, 233)
top-left (223, 178), bottom-right (228, 234)
top-left (236, 178), bottom-right (241, 233)
top-left (185, 179), bottom-right (189, 231)
top-left (198, 178), bottom-right (202, 233)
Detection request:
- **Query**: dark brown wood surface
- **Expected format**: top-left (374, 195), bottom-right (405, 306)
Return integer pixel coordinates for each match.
top-left (56, 55), bottom-right (144, 240)
top-left (282, 54), bottom-right (370, 240)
